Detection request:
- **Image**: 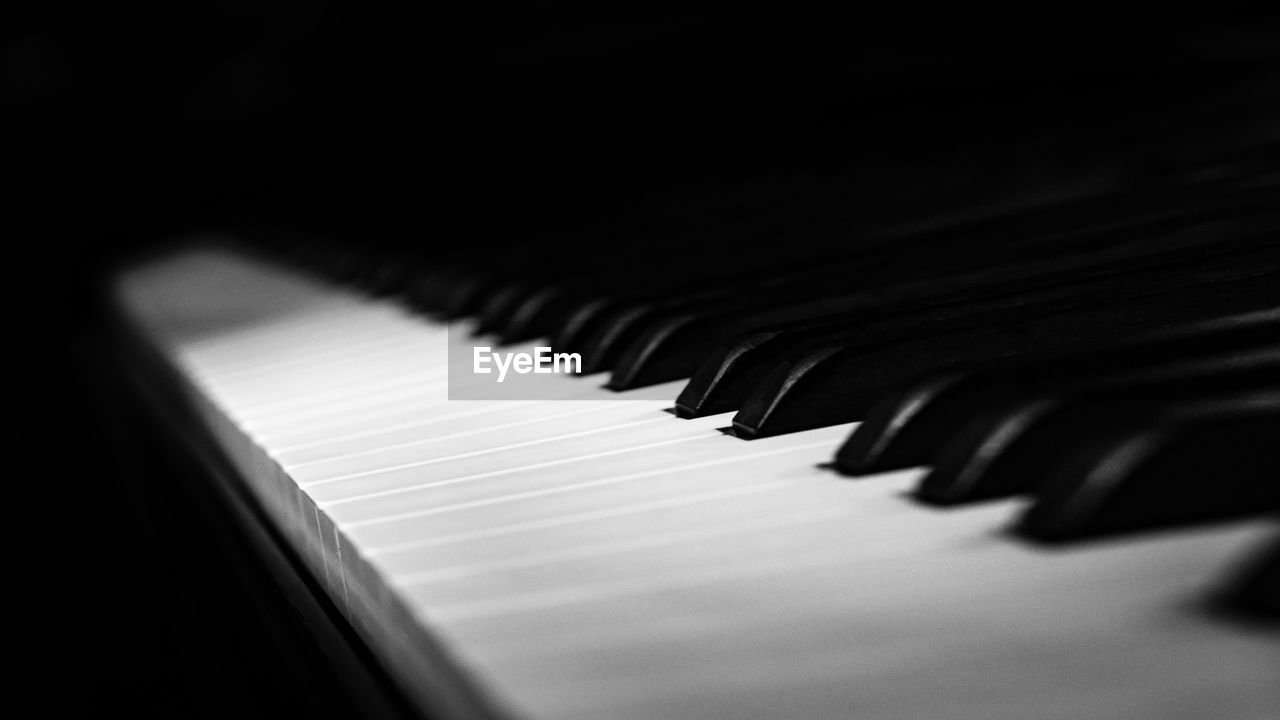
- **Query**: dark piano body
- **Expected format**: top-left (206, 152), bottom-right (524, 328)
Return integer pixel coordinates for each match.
top-left (11, 11), bottom-right (1280, 720)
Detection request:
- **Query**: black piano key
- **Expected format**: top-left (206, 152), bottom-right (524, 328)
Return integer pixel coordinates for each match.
top-left (674, 330), bottom-right (797, 418)
top-left (575, 304), bottom-right (665, 375)
top-left (1217, 535), bottom-right (1280, 621)
top-left (471, 283), bottom-right (534, 339)
top-left (498, 287), bottom-right (581, 345)
top-left (836, 307), bottom-right (1280, 475)
top-left (403, 266), bottom-right (464, 315)
top-left (552, 297), bottom-right (625, 357)
top-left (916, 348), bottom-right (1280, 505)
top-left (358, 257), bottom-right (413, 297)
top-left (833, 372), bottom-right (975, 472)
top-left (730, 267), bottom-right (1280, 438)
top-left (320, 250), bottom-right (367, 285)
top-left (605, 313), bottom-right (726, 390)
top-left (342, 251), bottom-right (407, 294)
top-left (441, 270), bottom-right (506, 319)
top-left (574, 274), bottom-right (791, 375)
top-left (1017, 396), bottom-right (1280, 542)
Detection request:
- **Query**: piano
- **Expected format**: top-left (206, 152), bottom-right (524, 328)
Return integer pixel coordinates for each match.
top-left (106, 193), bottom-right (1280, 720)
top-left (30, 13), bottom-right (1280, 720)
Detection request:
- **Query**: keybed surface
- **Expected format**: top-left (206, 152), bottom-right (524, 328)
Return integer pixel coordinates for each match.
top-left (116, 247), bottom-right (1280, 720)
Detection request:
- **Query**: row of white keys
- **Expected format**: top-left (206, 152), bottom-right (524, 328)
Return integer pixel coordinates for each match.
top-left (117, 247), bottom-right (1280, 720)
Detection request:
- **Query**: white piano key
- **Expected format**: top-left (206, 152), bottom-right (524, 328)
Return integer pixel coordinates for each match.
top-left (289, 403), bottom-right (680, 481)
top-left (281, 401), bottom-right (636, 467)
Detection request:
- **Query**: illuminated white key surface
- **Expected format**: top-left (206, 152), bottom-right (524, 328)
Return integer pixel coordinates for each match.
top-left (115, 246), bottom-right (1280, 720)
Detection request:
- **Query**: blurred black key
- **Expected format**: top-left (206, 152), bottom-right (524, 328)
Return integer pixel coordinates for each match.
top-left (610, 211), bottom-right (1280, 389)
top-left (731, 266), bottom-right (1280, 438)
top-left (837, 308), bottom-right (1280, 475)
top-left (834, 372), bottom-right (973, 471)
top-left (320, 250), bottom-right (367, 285)
top-left (498, 287), bottom-right (581, 345)
top-left (552, 297), bottom-right (625, 357)
top-left (916, 348), bottom-right (1280, 505)
top-left (357, 256), bottom-right (412, 297)
top-left (1017, 394), bottom-right (1280, 542)
top-left (403, 266), bottom-right (463, 315)
top-left (471, 283), bottom-right (534, 338)
top-left (441, 270), bottom-right (505, 319)
top-left (576, 304), bottom-right (666, 374)
top-left (1217, 535), bottom-right (1280, 621)
top-left (573, 276), bottom-right (788, 374)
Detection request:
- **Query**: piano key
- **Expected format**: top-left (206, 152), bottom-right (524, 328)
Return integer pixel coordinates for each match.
top-left (550, 297), bottom-right (625, 355)
top-left (357, 256), bottom-right (414, 297)
top-left (407, 263), bottom-right (514, 318)
top-left (916, 352), bottom-right (1280, 506)
top-left (471, 283), bottom-right (534, 338)
top-left (498, 286), bottom-right (578, 344)
top-left (836, 308), bottom-right (1280, 476)
top-left (401, 265), bottom-right (458, 313)
top-left (1217, 534), bottom-right (1280, 620)
top-left (279, 401), bottom-right (632, 466)
top-left (275, 400), bottom-right (547, 462)
top-left (1018, 396), bottom-right (1280, 542)
top-left (576, 303), bottom-right (678, 375)
top-left (440, 269), bottom-right (505, 318)
top-left (294, 408), bottom-right (732, 498)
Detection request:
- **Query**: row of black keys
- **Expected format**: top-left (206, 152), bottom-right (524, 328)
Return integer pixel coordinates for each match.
top-left (271, 253), bottom-right (1280, 612)
top-left (284, 182), bottom-right (1280, 420)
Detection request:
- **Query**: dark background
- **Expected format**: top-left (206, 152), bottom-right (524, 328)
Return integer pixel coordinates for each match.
top-left (8, 7), bottom-right (1280, 717)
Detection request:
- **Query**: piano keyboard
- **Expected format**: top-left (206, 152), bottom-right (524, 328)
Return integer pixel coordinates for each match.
top-left (113, 244), bottom-right (1279, 720)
